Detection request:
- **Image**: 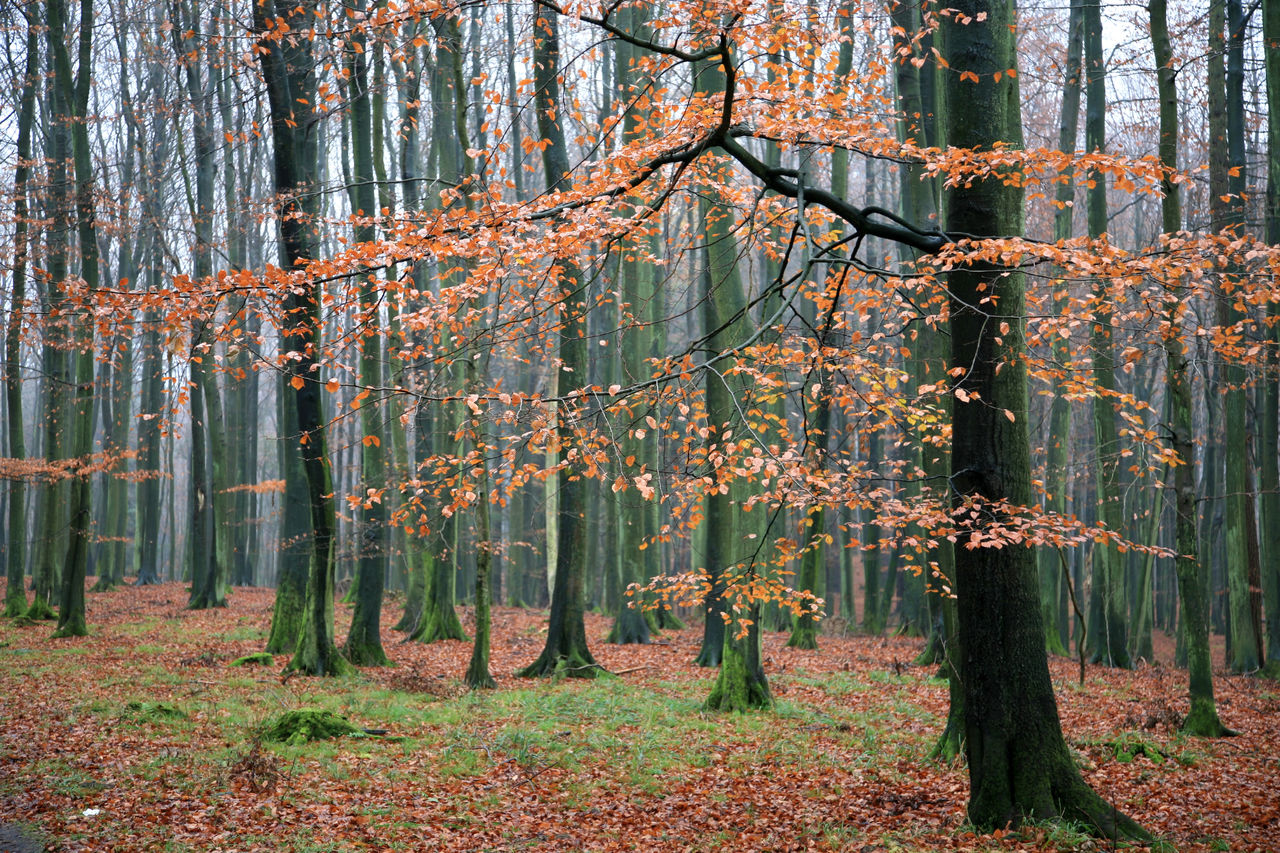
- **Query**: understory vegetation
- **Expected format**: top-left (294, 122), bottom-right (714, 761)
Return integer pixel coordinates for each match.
top-left (0, 583), bottom-right (1275, 851)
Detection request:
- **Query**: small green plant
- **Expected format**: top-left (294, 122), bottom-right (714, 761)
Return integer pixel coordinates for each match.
top-left (1103, 732), bottom-right (1168, 765)
top-left (120, 701), bottom-right (189, 724)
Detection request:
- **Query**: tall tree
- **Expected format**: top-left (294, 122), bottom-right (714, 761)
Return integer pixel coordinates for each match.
top-left (50, 0), bottom-right (100, 639)
top-left (518, 0), bottom-right (600, 678)
top-left (1038, 0), bottom-right (1084, 658)
top-left (341, 0), bottom-right (389, 667)
top-left (941, 0), bottom-right (1144, 835)
top-left (4, 5), bottom-right (39, 617)
top-left (253, 0), bottom-right (350, 675)
top-left (1261, 0), bottom-right (1280, 673)
top-left (1083, 0), bottom-right (1131, 668)
top-left (1217, 0), bottom-right (1264, 672)
top-left (174, 4), bottom-right (230, 611)
top-left (1150, 0), bottom-right (1231, 736)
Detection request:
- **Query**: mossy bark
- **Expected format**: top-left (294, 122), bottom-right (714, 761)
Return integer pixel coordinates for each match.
top-left (394, 551), bottom-right (427, 632)
top-left (3, 7), bottom-right (33, 615)
top-left (705, 608), bottom-right (772, 712)
top-left (340, 5), bottom-right (388, 668)
top-left (255, 0), bottom-right (345, 677)
top-left (465, 494), bottom-right (496, 689)
top-left (929, 594), bottom-right (965, 762)
top-left (408, 549), bottom-right (467, 643)
top-left (1036, 0), bottom-right (1083, 659)
top-left (1082, 0), bottom-right (1130, 669)
top-left (787, 508), bottom-right (825, 650)
top-left (943, 2), bottom-right (1147, 839)
top-left (266, 382), bottom-right (310, 654)
top-left (50, 0), bottom-right (97, 640)
top-left (517, 4), bottom-right (599, 680)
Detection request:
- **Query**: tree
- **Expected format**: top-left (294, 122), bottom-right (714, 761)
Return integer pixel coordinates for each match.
top-left (253, 0), bottom-right (350, 675)
top-left (518, 0), bottom-right (599, 678)
top-left (1037, 0), bottom-right (1083, 659)
top-left (1083, 0), bottom-right (1131, 669)
top-left (941, 1), bottom-right (1142, 835)
top-left (1150, 0), bottom-right (1232, 737)
top-left (4, 5), bottom-right (39, 617)
top-left (51, 0), bottom-right (100, 640)
top-left (341, 0), bottom-right (389, 667)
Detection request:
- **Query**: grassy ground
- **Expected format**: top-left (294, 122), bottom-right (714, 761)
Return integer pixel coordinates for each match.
top-left (0, 582), bottom-right (1276, 851)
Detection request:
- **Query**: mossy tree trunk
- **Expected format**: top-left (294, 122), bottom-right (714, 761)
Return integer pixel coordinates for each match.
top-left (341, 0), bottom-right (388, 667)
top-left (606, 2), bottom-right (655, 647)
top-left (1036, 0), bottom-right (1083, 658)
top-left (254, 0), bottom-right (349, 676)
top-left (1082, 0), bottom-right (1130, 668)
top-left (519, 1), bottom-right (599, 678)
top-left (174, 6), bottom-right (230, 611)
top-left (943, 1), bottom-right (1147, 837)
top-left (1218, 0), bottom-right (1264, 673)
top-left (706, 606), bottom-right (772, 712)
top-left (266, 386), bottom-right (311, 654)
top-left (27, 40), bottom-right (73, 624)
top-left (4, 7), bottom-right (37, 617)
top-left (51, 0), bottom-right (99, 639)
top-left (692, 52), bottom-right (756, 672)
top-left (1261, 0), bottom-right (1280, 671)
top-left (133, 87), bottom-right (167, 588)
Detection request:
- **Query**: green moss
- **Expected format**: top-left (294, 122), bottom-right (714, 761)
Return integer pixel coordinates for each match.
top-left (229, 652), bottom-right (275, 667)
top-left (263, 709), bottom-right (360, 745)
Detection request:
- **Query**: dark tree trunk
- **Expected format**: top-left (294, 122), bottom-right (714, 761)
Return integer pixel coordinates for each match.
top-left (943, 0), bottom-right (1147, 837)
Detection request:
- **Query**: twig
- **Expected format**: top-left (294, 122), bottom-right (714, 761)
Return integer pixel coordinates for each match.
top-left (612, 665), bottom-right (648, 675)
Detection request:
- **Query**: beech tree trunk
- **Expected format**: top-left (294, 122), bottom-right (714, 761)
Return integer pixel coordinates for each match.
top-left (51, 0), bottom-right (99, 639)
top-left (518, 0), bottom-right (599, 678)
top-left (943, 0), bottom-right (1146, 836)
top-left (254, 0), bottom-right (349, 675)
top-left (4, 7), bottom-right (38, 617)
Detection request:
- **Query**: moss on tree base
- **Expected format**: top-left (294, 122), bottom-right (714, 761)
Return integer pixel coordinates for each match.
top-left (705, 633), bottom-right (772, 712)
top-left (4, 595), bottom-right (29, 618)
top-left (342, 636), bottom-right (389, 667)
top-left (606, 606), bottom-right (650, 645)
top-left (24, 599), bottom-right (55, 622)
top-left (407, 605), bottom-right (467, 644)
top-left (1182, 698), bottom-right (1236, 738)
top-left (517, 648), bottom-right (601, 679)
top-left (785, 622), bottom-right (818, 650)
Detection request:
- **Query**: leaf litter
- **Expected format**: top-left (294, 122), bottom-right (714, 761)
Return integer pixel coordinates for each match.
top-left (0, 582), bottom-right (1276, 851)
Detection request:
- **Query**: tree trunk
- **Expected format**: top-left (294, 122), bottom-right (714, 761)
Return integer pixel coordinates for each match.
top-left (1261, 0), bottom-right (1280, 672)
top-left (517, 0), bottom-right (599, 678)
top-left (254, 0), bottom-right (349, 675)
top-left (51, 0), bottom-right (99, 639)
top-left (1037, 0), bottom-right (1084, 658)
top-left (943, 1), bottom-right (1146, 837)
top-left (341, 0), bottom-right (388, 667)
top-left (4, 7), bottom-right (38, 616)
top-left (1083, 0), bottom-right (1130, 668)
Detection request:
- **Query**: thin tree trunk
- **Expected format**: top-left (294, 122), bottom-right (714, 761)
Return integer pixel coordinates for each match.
top-left (4, 7), bottom-right (38, 616)
top-left (1083, 0), bottom-right (1130, 668)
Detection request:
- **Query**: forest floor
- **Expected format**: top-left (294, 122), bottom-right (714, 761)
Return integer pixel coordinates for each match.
top-left (0, 582), bottom-right (1276, 852)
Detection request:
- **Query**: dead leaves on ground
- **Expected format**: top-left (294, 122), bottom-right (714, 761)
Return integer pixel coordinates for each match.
top-left (0, 582), bottom-right (1277, 851)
